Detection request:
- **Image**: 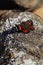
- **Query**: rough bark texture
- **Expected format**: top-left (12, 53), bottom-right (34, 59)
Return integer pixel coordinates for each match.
top-left (0, 12), bottom-right (43, 65)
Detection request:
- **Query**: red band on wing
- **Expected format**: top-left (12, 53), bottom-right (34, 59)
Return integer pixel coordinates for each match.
top-left (22, 28), bottom-right (30, 33)
top-left (18, 25), bottom-right (22, 31)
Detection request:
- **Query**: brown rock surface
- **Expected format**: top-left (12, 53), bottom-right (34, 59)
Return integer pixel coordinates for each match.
top-left (33, 6), bottom-right (43, 19)
top-left (14, 0), bottom-right (41, 11)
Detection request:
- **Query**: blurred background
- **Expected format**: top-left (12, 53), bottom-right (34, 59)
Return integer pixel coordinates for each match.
top-left (0, 0), bottom-right (43, 18)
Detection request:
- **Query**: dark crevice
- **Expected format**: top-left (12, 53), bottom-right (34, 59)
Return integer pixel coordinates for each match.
top-left (0, 0), bottom-right (28, 11)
